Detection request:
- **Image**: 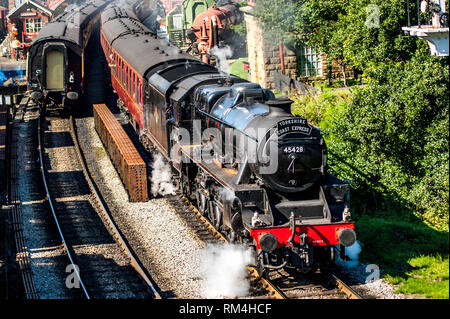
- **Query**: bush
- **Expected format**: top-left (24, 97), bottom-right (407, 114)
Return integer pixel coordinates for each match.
top-left (291, 45), bottom-right (449, 231)
top-left (291, 89), bottom-right (351, 131)
top-left (326, 46), bottom-right (449, 230)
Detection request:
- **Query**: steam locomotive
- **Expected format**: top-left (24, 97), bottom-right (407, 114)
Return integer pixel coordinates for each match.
top-left (101, 0), bottom-right (356, 273)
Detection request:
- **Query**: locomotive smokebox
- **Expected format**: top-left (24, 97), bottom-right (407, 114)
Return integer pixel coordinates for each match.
top-left (259, 233), bottom-right (278, 252)
top-left (336, 228), bottom-right (357, 247)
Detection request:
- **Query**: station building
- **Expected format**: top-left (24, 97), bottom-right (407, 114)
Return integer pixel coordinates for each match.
top-left (5, 0), bottom-right (65, 59)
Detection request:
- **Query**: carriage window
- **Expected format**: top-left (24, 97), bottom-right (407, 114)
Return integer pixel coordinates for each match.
top-left (117, 59), bottom-right (120, 81)
top-left (124, 64), bottom-right (127, 87)
top-left (127, 69), bottom-right (130, 93)
top-left (122, 61), bottom-right (124, 85)
top-left (119, 59), bottom-right (122, 83)
top-left (122, 61), bottom-right (125, 84)
top-left (137, 82), bottom-right (141, 105)
top-left (128, 68), bottom-right (130, 93)
top-left (133, 73), bottom-right (137, 100)
top-left (131, 72), bottom-right (134, 97)
top-left (115, 55), bottom-right (118, 78)
top-left (113, 54), bottom-right (115, 76)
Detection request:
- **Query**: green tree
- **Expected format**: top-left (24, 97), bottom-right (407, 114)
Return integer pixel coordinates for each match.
top-left (254, 0), bottom-right (418, 73)
top-left (254, 0), bottom-right (449, 229)
top-left (328, 43), bottom-right (449, 229)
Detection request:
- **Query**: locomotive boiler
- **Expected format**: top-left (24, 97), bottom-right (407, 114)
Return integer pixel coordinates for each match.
top-left (186, 82), bottom-right (356, 272)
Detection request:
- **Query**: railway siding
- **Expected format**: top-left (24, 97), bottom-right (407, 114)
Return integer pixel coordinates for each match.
top-left (39, 113), bottom-right (153, 299)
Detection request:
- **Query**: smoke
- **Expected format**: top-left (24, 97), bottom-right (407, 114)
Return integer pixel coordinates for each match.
top-left (336, 241), bottom-right (362, 268)
top-left (150, 152), bottom-right (176, 197)
top-left (210, 45), bottom-right (233, 74)
top-left (200, 243), bottom-right (253, 298)
top-left (218, 187), bottom-right (236, 202)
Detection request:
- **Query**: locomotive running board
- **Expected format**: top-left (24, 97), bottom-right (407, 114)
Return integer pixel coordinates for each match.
top-left (178, 144), bottom-right (258, 193)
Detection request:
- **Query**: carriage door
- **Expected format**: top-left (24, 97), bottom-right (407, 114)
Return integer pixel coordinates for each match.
top-left (46, 50), bottom-right (64, 90)
top-left (43, 43), bottom-right (66, 91)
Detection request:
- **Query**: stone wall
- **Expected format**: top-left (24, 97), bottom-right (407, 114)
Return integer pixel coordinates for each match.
top-left (243, 7), bottom-right (300, 90)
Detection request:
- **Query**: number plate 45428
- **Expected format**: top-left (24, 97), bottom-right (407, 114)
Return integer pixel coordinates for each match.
top-left (283, 146), bottom-right (305, 154)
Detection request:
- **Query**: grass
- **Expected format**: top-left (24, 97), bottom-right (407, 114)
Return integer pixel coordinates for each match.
top-left (395, 255), bottom-right (449, 299)
top-left (355, 213), bottom-right (449, 299)
top-left (230, 58), bottom-right (249, 81)
top-left (292, 88), bottom-right (449, 299)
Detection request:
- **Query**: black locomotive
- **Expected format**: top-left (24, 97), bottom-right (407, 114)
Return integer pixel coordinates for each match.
top-left (100, 0), bottom-right (356, 273)
top-left (27, 0), bottom-right (111, 109)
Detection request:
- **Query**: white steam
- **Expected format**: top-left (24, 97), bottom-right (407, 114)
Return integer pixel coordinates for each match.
top-left (218, 187), bottom-right (236, 202)
top-left (200, 243), bottom-right (253, 298)
top-left (210, 45), bottom-right (233, 74)
top-left (150, 153), bottom-right (176, 197)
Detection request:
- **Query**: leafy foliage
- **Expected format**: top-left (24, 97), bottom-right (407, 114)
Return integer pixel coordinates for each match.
top-left (254, 0), bottom-right (418, 71)
top-left (328, 44), bottom-right (449, 230)
top-left (257, 0), bottom-right (449, 230)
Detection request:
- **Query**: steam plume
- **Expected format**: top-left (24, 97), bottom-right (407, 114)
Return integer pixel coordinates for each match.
top-left (200, 243), bottom-right (253, 298)
top-left (150, 152), bottom-right (176, 197)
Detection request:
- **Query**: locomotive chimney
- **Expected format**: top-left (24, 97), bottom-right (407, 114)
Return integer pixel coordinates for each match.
top-left (266, 98), bottom-right (294, 115)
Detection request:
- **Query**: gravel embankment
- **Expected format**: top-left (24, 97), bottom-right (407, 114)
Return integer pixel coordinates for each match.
top-left (75, 116), bottom-right (210, 298)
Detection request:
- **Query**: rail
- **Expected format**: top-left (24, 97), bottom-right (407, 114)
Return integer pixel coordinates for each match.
top-left (330, 274), bottom-right (363, 299)
top-left (38, 115), bottom-right (90, 299)
top-left (69, 115), bottom-right (161, 299)
top-left (180, 196), bottom-right (287, 299)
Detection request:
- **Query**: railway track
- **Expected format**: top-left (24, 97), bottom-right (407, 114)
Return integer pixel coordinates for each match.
top-left (37, 108), bottom-right (160, 299)
top-left (167, 193), bottom-right (362, 300)
top-left (4, 98), bottom-right (39, 299)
